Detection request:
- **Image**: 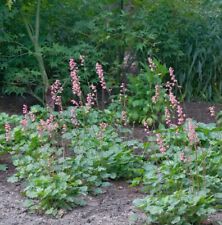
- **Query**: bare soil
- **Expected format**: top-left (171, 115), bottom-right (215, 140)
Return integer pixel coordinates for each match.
top-left (0, 155), bottom-right (146, 225)
top-left (182, 102), bottom-right (222, 124)
top-left (0, 95), bottom-right (37, 115)
top-left (0, 96), bottom-right (222, 225)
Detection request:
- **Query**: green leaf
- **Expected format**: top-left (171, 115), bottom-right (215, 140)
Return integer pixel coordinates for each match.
top-left (146, 206), bottom-right (163, 215)
top-left (26, 191), bottom-right (38, 199)
top-left (7, 175), bottom-right (19, 183)
top-left (0, 164), bottom-right (7, 171)
top-left (172, 216), bottom-right (181, 224)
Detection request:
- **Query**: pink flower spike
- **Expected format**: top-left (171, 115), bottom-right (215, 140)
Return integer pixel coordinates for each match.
top-left (85, 84), bottom-right (97, 109)
top-left (187, 119), bottom-right (198, 145)
top-left (169, 67), bottom-right (177, 84)
top-left (38, 114), bottom-right (58, 137)
top-left (143, 121), bottom-right (150, 135)
top-left (69, 58), bottom-right (76, 71)
top-left (177, 105), bottom-right (186, 125)
top-left (20, 119), bottom-right (28, 128)
top-left (156, 133), bottom-right (166, 153)
top-left (51, 80), bottom-right (63, 107)
top-left (96, 62), bottom-right (106, 90)
top-left (85, 93), bottom-right (94, 109)
top-left (71, 100), bottom-right (79, 107)
top-left (147, 57), bottom-right (156, 71)
top-left (55, 96), bottom-right (63, 112)
top-left (208, 106), bottom-right (215, 117)
top-left (152, 85), bottom-right (160, 104)
top-left (22, 104), bottom-right (28, 115)
top-left (70, 108), bottom-right (79, 126)
top-left (168, 90), bottom-right (178, 108)
top-left (69, 58), bottom-right (82, 97)
top-left (165, 107), bottom-right (171, 126)
top-left (5, 123), bottom-right (11, 142)
top-left (180, 152), bottom-right (185, 162)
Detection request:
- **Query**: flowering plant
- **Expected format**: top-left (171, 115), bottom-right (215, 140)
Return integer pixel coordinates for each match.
top-left (133, 119), bottom-right (222, 224)
top-left (1, 56), bottom-right (221, 222)
top-left (126, 58), bottom-right (185, 128)
top-left (1, 58), bottom-right (144, 215)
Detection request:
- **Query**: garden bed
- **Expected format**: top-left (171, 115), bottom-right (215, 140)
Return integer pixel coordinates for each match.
top-left (1, 156), bottom-right (222, 225)
top-left (0, 155), bottom-right (144, 225)
top-left (0, 96), bottom-right (222, 225)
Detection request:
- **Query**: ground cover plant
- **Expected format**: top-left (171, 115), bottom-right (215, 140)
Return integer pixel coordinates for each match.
top-left (0, 59), bottom-right (145, 216)
top-left (6, 106), bottom-right (143, 215)
top-left (133, 120), bottom-right (222, 224)
top-left (0, 112), bottom-right (21, 171)
top-left (1, 56), bottom-right (222, 224)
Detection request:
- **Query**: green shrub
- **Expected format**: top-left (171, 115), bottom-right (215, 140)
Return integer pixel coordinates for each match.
top-left (126, 59), bottom-right (168, 125)
top-left (2, 1), bottom-right (222, 101)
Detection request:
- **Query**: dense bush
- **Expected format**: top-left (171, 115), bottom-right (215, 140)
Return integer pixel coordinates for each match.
top-left (1, 0), bottom-right (222, 101)
top-left (126, 59), bottom-right (169, 125)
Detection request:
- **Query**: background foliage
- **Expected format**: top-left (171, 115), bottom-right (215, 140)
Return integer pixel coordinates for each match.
top-left (1, 0), bottom-right (222, 102)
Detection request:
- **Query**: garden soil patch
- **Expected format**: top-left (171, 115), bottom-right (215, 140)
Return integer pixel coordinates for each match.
top-left (0, 95), bottom-right (37, 115)
top-left (0, 96), bottom-right (222, 225)
top-left (0, 156), bottom-right (145, 225)
top-left (1, 150), bottom-right (221, 225)
top-left (182, 102), bottom-right (222, 124)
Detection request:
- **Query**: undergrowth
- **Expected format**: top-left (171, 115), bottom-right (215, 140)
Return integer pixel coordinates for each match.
top-left (0, 58), bottom-right (222, 225)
